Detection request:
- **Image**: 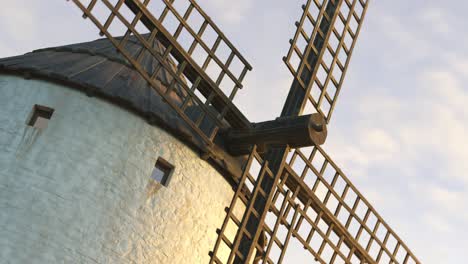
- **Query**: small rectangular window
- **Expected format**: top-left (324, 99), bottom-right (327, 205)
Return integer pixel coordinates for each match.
top-left (151, 157), bottom-right (175, 187)
top-left (28, 104), bottom-right (54, 129)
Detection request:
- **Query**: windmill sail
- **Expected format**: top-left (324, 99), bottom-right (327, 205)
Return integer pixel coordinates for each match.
top-left (283, 0), bottom-right (369, 122)
top-left (280, 145), bottom-right (420, 263)
top-left (211, 0), bottom-right (373, 262)
top-left (213, 0), bottom-right (419, 263)
top-left (69, 0), bottom-right (252, 152)
top-left (211, 145), bottom-right (421, 264)
top-left (210, 145), bottom-right (281, 264)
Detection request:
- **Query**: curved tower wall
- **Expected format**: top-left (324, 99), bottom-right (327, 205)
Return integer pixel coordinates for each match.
top-left (0, 74), bottom-right (234, 263)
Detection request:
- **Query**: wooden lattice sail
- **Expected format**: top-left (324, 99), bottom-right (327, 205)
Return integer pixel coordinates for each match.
top-left (66, 0), bottom-right (421, 263)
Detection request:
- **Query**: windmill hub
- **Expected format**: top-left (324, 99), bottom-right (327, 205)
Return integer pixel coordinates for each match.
top-left (226, 113), bottom-right (327, 155)
top-left (309, 112), bottom-right (326, 132)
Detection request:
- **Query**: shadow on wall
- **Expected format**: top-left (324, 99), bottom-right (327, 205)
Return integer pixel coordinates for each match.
top-left (16, 126), bottom-right (41, 158)
top-left (145, 180), bottom-right (163, 200)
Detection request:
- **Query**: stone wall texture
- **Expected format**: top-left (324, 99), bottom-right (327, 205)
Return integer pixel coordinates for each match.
top-left (0, 74), bottom-right (234, 264)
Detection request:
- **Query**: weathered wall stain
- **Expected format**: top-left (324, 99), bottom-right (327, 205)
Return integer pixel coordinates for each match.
top-left (16, 126), bottom-right (41, 157)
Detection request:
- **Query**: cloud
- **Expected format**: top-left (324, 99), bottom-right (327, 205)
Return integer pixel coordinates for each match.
top-left (0, 42), bottom-right (15, 59)
top-left (416, 183), bottom-right (468, 244)
top-left (0, 2), bottom-right (38, 42)
top-left (0, 1), bottom-right (43, 57)
top-left (412, 69), bottom-right (468, 183)
top-left (423, 211), bottom-right (453, 233)
top-left (428, 185), bottom-right (463, 212)
top-left (203, 0), bottom-right (253, 24)
top-left (419, 7), bottom-right (451, 35)
top-left (360, 128), bottom-right (399, 159)
top-left (333, 64), bottom-right (468, 183)
top-left (374, 12), bottom-right (431, 62)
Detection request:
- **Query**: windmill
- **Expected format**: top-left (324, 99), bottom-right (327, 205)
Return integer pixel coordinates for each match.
top-left (61, 0), bottom-right (420, 263)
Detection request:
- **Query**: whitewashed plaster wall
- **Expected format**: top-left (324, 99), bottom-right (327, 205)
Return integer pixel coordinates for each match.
top-left (0, 74), bottom-right (234, 264)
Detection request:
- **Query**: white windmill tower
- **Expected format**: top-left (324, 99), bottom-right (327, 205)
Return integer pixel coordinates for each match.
top-left (0, 0), bottom-right (420, 263)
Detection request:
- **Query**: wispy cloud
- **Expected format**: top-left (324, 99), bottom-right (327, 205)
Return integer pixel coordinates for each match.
top-left (418, 7), bottom-right (452, 35)
top-left (373, 12), bottom-right (430, 63)
top-left (203, 0), bottom-right (253, 24)
top-left (0, 2), bottom-right (38, 44)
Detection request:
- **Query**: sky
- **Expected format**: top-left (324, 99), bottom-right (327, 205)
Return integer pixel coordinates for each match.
top-left (1, 1), bottom-right (467, 263)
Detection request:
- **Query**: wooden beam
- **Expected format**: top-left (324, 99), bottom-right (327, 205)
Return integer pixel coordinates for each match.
top-left (226, 114), bottom-right (327, 155)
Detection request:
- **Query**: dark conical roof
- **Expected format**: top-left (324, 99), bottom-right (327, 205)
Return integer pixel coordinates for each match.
top-left (0, 36), bottom-right (189, 133)
top-left (0, 36), bottom-right (243, 181)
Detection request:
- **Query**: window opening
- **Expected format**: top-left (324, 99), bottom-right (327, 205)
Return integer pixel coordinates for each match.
top-left (151, 157), bottom-right (175, 187)
top-left (27, 104), bottom-right (54, 129)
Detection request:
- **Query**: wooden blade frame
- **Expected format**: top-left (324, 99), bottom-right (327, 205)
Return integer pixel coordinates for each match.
top-left (283, 0), bottom-right (369, 123)
top-left (209, 145), bottom-right (281, 263)
top-left (69, 0), bottom-right (252, 152)
top-left (279, 145), bottom-right (421, 263)
top-left (211, 145), bottom-right (421, 264)
top-left (211, 0), bottom-right (420, 263)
